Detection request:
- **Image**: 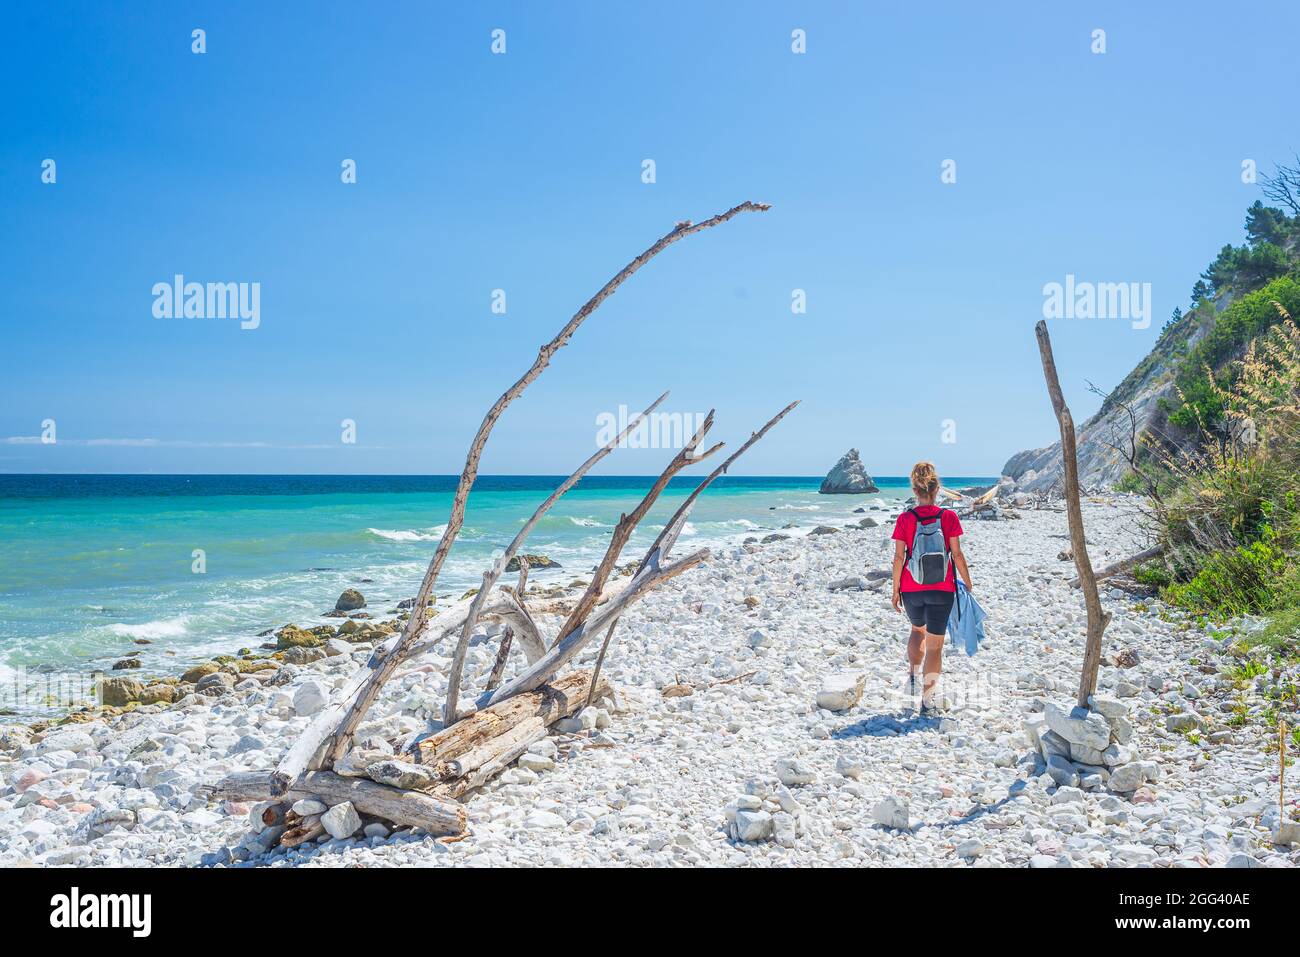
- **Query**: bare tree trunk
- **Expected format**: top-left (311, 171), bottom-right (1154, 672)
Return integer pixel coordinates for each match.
top-left (1035, 320), bottom-right (1112, 707)
top-left (328, 201), bottom-right (768, 763)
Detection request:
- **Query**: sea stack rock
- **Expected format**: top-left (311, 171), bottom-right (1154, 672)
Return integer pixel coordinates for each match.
top-left (818, 448), bottom-right (878, 494)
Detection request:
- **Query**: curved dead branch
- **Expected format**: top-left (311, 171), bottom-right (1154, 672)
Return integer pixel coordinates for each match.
top-left (325, 201), bottom-right (770, 761)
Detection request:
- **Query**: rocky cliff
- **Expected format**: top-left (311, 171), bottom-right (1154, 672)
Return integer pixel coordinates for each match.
top-left (1001, 308), bottom-right (1211, 492)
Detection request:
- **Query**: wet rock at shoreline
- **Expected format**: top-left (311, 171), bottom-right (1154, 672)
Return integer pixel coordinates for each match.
top-left (181, 662), bottom-right (220, 684)
top-left (507, 554), bottom-right (562, 572)
top-left (334, 589), bottom-right (367, 612)
top-left (100, 676), bottom-right (144, 707)
top-left (276, 625), bottom-right (321, 650)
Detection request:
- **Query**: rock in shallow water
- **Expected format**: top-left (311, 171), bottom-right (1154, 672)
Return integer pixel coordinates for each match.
top-left (335, 589), bottom-right (367, 612)
top-left (819, 448), bottom-right (879, 494)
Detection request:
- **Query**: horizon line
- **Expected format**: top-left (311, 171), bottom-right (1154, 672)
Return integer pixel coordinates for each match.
top-left (0, 471), bottom-right (1002, 480)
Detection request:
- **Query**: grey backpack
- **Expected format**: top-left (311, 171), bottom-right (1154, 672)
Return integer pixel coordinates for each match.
top-left (905, 508), bottom-right (950, 585)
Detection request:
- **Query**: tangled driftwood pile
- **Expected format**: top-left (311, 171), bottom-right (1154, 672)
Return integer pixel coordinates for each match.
top-left (213, 201), bottom-right (797, 845)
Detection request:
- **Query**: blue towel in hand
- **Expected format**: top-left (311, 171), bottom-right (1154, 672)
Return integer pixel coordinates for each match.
top-left (946, 579), bottom-right (986, 656)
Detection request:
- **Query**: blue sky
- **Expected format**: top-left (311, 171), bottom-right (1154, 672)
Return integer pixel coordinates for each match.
top-left (2, 1), bottom-right (1296, 476)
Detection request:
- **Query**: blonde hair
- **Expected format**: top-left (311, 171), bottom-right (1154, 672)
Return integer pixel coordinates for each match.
top-left (910, 461), bottom-right (940, 503)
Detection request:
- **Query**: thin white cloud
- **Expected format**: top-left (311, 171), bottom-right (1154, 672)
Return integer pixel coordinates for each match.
top-left (3, 436), bottom-right (380, 450)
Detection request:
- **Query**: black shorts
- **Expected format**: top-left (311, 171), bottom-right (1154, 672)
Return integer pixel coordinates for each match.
top-left (901, 589), bottom-right (955, 634)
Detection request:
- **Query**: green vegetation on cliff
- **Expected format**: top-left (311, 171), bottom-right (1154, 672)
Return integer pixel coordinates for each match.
top-left (1131, 160), bottom-right (1300, 649)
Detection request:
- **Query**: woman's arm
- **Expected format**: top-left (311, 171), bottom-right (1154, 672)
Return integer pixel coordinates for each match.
top-left (950, 536), bottom-right (973, 590)
top-left (891, 540), bottom-right (906, 612)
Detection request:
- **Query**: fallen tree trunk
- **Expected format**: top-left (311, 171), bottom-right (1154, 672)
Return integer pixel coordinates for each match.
top-left (432, 715), bottom-right (547, 780)
top-left (281, 815), bottom-right (324, 848)
top-left (211, 769), bottom-right (467, 836)
top-left (435, 725), bottom-right (552, 799)
top-left (1069, 544), bottom-right (1164, 588)
top-left (417, 668), bottom-right (610, 766)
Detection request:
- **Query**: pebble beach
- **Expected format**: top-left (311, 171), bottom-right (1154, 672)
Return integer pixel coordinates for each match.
top-left (2, 497), bottom-right (1297, 868)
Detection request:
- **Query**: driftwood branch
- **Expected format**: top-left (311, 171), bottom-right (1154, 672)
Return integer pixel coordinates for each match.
top-left (418, 669), bottom-right (609, 766)
top-left (270, 588), bottom-right (527, 796)
top-left (210, 770), bottom-right (466, 836)
top-left (482, 545), bottom-right (709, 707)
top-left (485, 627), bottom-right (514, 692)
top-left (326, 202), bottom-right (768, 763)
top-left (584, 620), bottom-right (621, 710)
top-left (643, 401), bottom-right (800, 560)
top-left (1069, 544), bottom-right (1164, 588)
top-left (557, 411), bottom-right (722, 644)
top-left (581, 401), bottom-right (800, 708)
top-left (442, 391), bottom-right (669, 725)
top-left (1035, 320), bottom-right (1112, 707)
top-left (482, 412), bottom-right (729, 707)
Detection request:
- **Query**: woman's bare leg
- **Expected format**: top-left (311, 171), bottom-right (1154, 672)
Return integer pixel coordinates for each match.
top-left (921, 629), bottom-right (944, 708)
top-left (906, 625), bottom-right (925, 695)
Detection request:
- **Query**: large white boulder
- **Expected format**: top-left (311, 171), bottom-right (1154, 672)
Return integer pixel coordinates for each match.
top-left (293, 680), bottom-right (328, 717)
top-left (816, 673), bottom-right (866, 712)
top-left (872, 796), bottom-right (910, 830)
top-left (1043, 701), bottom-right (1112, 751)
top-left (1108, 760), bottom-right (1160, 793)
top-left (775, 757), bottom-right (816, 787)
top-left (321, 801), bottom-right (362, 840)
top-left (732, 809), bottom-right (773, 842)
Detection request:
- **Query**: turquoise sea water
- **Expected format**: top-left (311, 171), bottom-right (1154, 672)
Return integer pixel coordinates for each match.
top-left (0, 474), bottom-right (994, 692)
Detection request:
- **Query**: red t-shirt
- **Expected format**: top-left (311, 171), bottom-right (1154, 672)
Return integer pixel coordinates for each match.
top-left (892, 505), bottom-right (963, 592)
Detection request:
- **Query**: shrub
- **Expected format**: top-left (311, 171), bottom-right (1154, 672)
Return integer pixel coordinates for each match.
top-left (1163, 539), bottom-right (1288, 617)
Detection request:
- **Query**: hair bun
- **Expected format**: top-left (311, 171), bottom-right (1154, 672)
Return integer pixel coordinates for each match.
top-left (910, 461), bottom-right (941, 499)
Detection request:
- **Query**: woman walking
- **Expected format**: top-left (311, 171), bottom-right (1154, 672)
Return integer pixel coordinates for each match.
top-left (890, 462), bottom-right (973, 713)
